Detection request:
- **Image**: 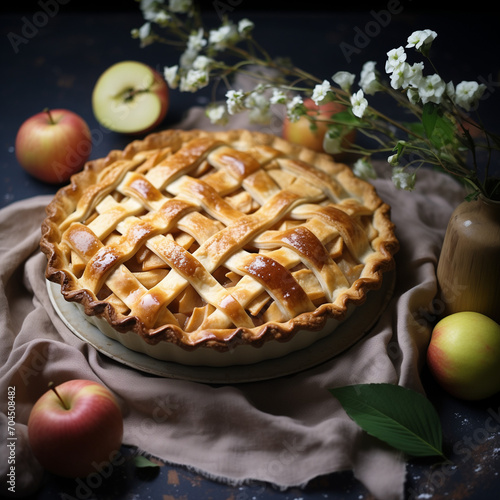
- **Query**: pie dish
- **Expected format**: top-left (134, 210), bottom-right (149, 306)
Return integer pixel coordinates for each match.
top-left (40, 129), bottom-right (399, 366)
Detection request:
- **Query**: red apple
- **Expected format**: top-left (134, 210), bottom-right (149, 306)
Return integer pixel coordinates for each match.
top-left (27, 380), bottom-right (123, 478)
top-left (427, 312), bottom-right (500, 400)
top-left (282, 97), bottom-right (356, 158)
top-left (15, 108), bottom-right (92, 184)
top-left (92, 60), bottom-right (169, 134)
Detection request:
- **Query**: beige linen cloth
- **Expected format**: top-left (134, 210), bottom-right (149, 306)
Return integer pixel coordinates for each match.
top-left (0, 107), bottom-right (466, 500)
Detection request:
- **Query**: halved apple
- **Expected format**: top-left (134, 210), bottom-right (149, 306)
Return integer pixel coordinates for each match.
top-left (92, 60), bottom-right (169, 134)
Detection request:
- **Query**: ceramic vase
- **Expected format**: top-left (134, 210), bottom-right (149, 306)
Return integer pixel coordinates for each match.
top-left (436, 195), bottom-right (500, 324)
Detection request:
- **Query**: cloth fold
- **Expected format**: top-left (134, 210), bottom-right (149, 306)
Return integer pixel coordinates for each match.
top-left (0, 109), bottom-right (466, 500)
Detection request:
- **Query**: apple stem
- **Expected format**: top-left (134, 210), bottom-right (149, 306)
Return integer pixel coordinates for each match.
top-left (44, 108), bottom-right (55, 125)
top-left (48, 381), bottom-right (69, 410)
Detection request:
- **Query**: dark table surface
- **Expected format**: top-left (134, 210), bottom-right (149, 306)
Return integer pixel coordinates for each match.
top-left (2, 3), bottom-right (500, 499)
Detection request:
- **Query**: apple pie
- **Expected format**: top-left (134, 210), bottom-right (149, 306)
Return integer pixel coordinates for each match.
top-left (41, 129), bottom-right (398, 366)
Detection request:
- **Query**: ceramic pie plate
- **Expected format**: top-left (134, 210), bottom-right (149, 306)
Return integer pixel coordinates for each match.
top-left (47, 270), bottom-right (395, 384)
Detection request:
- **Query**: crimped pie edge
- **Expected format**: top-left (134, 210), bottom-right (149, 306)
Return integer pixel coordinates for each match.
top-left (40, 129), bottom-right (399, 354)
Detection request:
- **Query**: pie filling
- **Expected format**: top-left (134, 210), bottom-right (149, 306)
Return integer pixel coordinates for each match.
top-left (41, 129), bottom-right (399, 356)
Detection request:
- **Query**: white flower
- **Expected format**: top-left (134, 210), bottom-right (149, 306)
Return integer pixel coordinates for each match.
top-left (187, 28), bottom-right (206, 53)
top-left (270, 88), bottom-right (287, 105)
top-left (169, 0), bottom-right (192, 13)
top-left (353, 158), bottom-right (376, 180)
top-left (390, 63), bottom-right (408, 90)
top-left (406, 29), bottom-right (437, 50)
top-left (446, 81), bottom-right (455, 99)
top-left (311, 80), bottom-right (331, 105)
top-left (404, 62), bottom-right (424, 89)
top-left (245, 90), bottom-right (265, 106)
top-left (132, 22), bottom-right (155, 47)
top-left (390, 62), bottom-right (424, 90)
top-left (392, 167), bottom-right (416, 191)
top-left (141, 10), bottom-right (157, 22)
top-left (139, 0), bottom-right (158, 12)
top-left (245, 91), bottom-right (268, 109)
top-left (238, 18), bottom-right (254, 35)
top-left (138, 21), bottom-right (152, 39)
top-left (179, 28), bottom-right (206, 68)
top-left (454, 81), bottom-right (487, 111)
top-left (152, 10), bottom-right (170, 26)
top-left (359, 61), bottom-right (379, 95)
top-left (387, 154), bottom-right (398, 165)
top-left (180, 48), bottom-right (198, 68)
top-left (350, 89), bottom-right (368, 118)
top-left (140, 1), bottom-right (168, 23)
top-left (244, 90), bottom-right (271, 124)
top-left (206, 104), bottom-right (228, 125)
top-left (286, 95), bottom-right (304, 123)
top-left (179, 68), bottom-right (209, 92)
top-left (360, 61), bottom-right (376, 77)
top-left (209, 23), bottom-right (238, 50)
top-left (418, 74), bottom-right (446, 104)
top-left (163, 65), bottom-right (179, 88)
top-left (192, 55), bottom-right (213, 70)
top-left (385, 46), bottom-right (406, 74)
top-left (226, 89), bottom-right (246, 115)
top-left (248, 106), bottom-right (271, 124)
top-left (332, 71), bottom-right (355, 92)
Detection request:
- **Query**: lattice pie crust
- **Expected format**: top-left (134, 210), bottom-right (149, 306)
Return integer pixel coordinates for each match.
top-left (41, 129), bottom-right (398, 365)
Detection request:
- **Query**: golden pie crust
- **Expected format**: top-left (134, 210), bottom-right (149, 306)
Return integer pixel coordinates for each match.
top-left (41, 129), bottom-right (399, 358)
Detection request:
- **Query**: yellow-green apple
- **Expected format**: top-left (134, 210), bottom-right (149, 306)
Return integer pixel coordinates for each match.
top-left (92, 60), bottom-right (169, 134)
top-left (27, 380), bottom-right (123, 478)
top-left (15, 108), bottom-right (91, 184)
top-left (282, 97), bottom-right (355, 158)
top-left (427, 311), bottom-right (500, 400)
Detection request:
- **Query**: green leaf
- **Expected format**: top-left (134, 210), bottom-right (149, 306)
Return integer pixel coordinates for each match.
top-left (403, 120), bottom-right (425, 137)
top-left (134, 455), bottom-right (161, 469)
top-left (327, 109), bottom-right (363, 127)
top-left (421, 103), bottom-right (457, 150)
top-left (465, 189), bottom-right (481, 202)
top-left (329, 383), bottom-right (445, 458)
top-left (433, 115), bottom-right (456, 148)
top-left (422, 102), bottom-right (439, 138)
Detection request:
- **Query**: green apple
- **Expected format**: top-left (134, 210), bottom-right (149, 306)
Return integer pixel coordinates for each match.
top-left (427, 311), bottom-right (500, 400)
top-left (282, 97), bottom-right (355, 159)
top-left (92, 60), bottom-right (169, 134)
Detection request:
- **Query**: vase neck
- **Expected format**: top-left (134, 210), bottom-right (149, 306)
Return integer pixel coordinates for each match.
top-left (479, 194), bottom-right (500, 207)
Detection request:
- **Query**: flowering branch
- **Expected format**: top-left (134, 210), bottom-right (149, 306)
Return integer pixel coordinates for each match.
top-left (132, 0), bottom-right (500, 201)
